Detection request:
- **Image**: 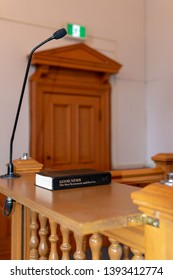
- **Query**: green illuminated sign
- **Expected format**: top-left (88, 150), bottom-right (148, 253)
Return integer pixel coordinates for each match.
top-left (67, 23), bottom-right (86, 39)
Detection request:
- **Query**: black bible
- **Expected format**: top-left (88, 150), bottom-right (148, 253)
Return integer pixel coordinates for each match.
top-left (35, 169), bottom-right (112, 191)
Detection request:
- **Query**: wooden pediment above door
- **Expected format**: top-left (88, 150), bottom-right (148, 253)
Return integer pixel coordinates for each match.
top-left (31, 43), bottom-right (122, 74)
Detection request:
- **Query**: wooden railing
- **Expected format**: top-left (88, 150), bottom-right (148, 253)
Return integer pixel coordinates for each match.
top-left (1, 153), bottom-right (173, 260)
top-left (25, 208), bottom-right (108, 260)
top-left (111, 167), bottom-right (164, 188)
top-left (27, 209), bottom-right (144, 260)
top-left (110, 153), bottom-right (173, 188)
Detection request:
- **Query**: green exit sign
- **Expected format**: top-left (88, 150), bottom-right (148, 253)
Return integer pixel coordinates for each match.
top-left (67, 23), bottom-right (86, 39)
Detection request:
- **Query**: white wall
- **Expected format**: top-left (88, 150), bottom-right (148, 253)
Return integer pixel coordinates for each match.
top-left (146, 0), bottom-right (173, 165)
top-left (0, 0), bottom-right (146, 173)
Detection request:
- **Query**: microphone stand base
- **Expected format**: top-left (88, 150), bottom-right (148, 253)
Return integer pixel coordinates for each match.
top-left (0, 173), bottom-right (20, 178)
top-left (0, 163), bottom-right (20, 178)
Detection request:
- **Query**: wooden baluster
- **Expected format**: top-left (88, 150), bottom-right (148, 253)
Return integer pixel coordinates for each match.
top-left (48, 219), bottom-right (59, 260)
top-left (108, 237), bottom-right (122, 260)
top-left (131, 248), bottom-right (144, 260)
top-left (38, 214), bottom-right (49, 260)
top-left (29, 210), bottom-right (39, 260)
top-left (60, 225), bottom-right (71, 260)
top-left (89, 233), bottom-right (103, 260)
top-left (83, 236), bottom-right (87, 252)
top-left (73, 233), bottom-right (86, 260)
top-left (123, 245), bottom-right (130, 260)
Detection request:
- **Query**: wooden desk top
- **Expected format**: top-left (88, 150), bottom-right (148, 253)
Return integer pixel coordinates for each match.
top-left (0, 173), bottom-right (140, 235)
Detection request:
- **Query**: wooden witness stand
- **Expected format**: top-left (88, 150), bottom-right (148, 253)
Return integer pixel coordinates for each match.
top-left (0, 159), bottom-right (139, 260)
top-left (1, 153), bottom-right (173, 259)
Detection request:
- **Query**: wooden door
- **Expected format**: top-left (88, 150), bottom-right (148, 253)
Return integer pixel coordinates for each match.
top-left (43, 93), bottom-right (101, 170)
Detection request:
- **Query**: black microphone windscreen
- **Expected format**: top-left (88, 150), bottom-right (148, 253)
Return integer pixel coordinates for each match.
top-left (53, 28), bottom-right (67, 39)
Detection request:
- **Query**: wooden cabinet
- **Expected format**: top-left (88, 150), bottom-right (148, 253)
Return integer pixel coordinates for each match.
top-left (30, 43), bottom-right (121, 170)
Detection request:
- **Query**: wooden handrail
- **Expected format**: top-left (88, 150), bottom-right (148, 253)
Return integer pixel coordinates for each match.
top-left (110, 167), bottom-right (164, 187)
top-left (110, 153), bottom-right (173, 187)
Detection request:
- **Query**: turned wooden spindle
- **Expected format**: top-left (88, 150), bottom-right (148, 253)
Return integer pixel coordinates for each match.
top-left (89, 233), bottom-right (103, 260)
top-left (131, 247), bottom-right (144, 260)
top-left (38, 214), bottom-right (49, 260)
top-left (123, 245), bottom-right (130, 260)
top-left (60, 225), bottom-right (71, 260)
top-left (108, 238), bottom-right (122, 260)
top-left (48, 219), bottom-right (59, 260)
top-left (29, 210), bottom-right (39, 260)
top-left (73, 233), bottom-right (86, 260)
top-left (82, 236), bottom-right (87, 252)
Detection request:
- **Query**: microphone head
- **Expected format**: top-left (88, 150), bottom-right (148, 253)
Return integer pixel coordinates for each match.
top-left (53, 28), bottom-right (67, 39)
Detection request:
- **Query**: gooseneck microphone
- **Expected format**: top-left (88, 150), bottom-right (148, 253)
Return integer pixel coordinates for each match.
top-left (0, 28), bottom-right (67, 179)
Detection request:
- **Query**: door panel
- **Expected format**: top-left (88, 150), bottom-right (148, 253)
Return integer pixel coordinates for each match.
top-left (53, 103), bottom-right (72, 164)
top-left (76, 105), bottom-right (95, 163)
top-left (43, 93), bottom-right (100, 170)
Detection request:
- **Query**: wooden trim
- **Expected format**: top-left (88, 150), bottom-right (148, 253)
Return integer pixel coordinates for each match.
top-left (111, 167), bottom-right (164, 186)
top-left (11, 203), bottom-right (23, 260)
top-left (31, 43), bottom-right (122, 74)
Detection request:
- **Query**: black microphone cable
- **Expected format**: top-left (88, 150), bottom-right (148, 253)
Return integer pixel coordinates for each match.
top-left (3, 197), bottom-right (14, 216)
